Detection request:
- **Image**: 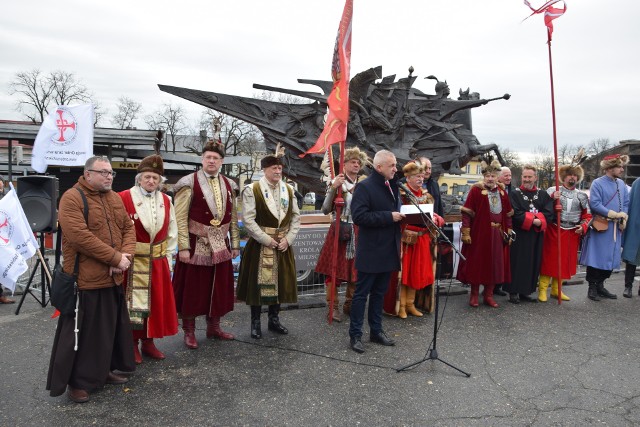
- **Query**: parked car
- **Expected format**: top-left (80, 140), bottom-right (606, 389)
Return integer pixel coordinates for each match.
top-left (303, 192), bottom-right (316, 206)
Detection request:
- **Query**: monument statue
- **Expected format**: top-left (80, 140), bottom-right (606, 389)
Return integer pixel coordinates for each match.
top-left (159, 66), bottom-right (509, 193)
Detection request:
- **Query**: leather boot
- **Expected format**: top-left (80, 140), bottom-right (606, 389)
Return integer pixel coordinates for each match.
top-left (141, 338), bottom-right (165, 360)
top-left (343, 282), bottom-right (355, 315)
top-left (538, 275), bottom-right (550, 302)
top-left (469, 284), bottom-right (480, 307)
top-left (250, 305), bottom-right (262, 339)
top-left (206, 316), bottom-right (235, 340)
top-left (587, 282), bottom-right (601, 301)
top-left (550, 278), bottom-right (570, 301)
top-left (181, 317), bottom-right (198, 349)
top-left (398, 285), bottom-right (408, 319)
top-left (133, 338), bottom-right (142, 364)
top-left (267, 304), bottom-right (288, 334)
top-left (596, 281), bottom-right (617, 299)
top-left (624, 263), bottom-right (636, 298)
top-left (482, 284), bottom-right (499, 308)
top-left (405, 287), bottom-right (423, 317)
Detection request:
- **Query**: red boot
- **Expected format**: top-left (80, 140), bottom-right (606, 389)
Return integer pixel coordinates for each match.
top-left (182, 318), bottom-right (198, 349)
top-left (469, 284), bottom-right (480, 307)
top-left (133, 338), bottom-right (142, 364)
top-left (141, 338), bottom-right (165, 360)
top-left (483, 284), bottom-right (499, 308)
top-left (206, 316), bottom-right (235, 340)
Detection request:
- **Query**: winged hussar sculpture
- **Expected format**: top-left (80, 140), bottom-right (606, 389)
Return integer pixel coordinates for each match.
top-left (159, 66), bottom-right (510, 193)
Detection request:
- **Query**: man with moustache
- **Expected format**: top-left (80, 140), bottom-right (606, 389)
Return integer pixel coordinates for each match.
top-left (47, 156), bottom-right (136, 403)
top-left (419, 157), bottom-right (443, 217)
top-left (580, 154), bottom-right (630, 301)
top-left (119, 155), bottom-right (178, 363)
top-left (237, 149), bottom-right (301, 339)
top-left (494, 166), bottom-right (514, 297)
top-left (172, 140), bottom-right (240, 349)
top-left (348, 150), bottom-right (404, 353)
top-left (537, 164), bottom-right (591, 302)
top-left (504, 165), bottom-right (554, 304)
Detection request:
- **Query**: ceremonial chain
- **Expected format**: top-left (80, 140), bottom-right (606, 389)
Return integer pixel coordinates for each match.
top-left (515, 188), bottom-right (539, 213)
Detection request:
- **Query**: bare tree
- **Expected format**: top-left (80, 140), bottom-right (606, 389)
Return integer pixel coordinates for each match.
top-left (585, 137), bottom-right (613, 156)
top-left (112, 96), bottom-right (142, 129)
top-left (531, 145), bottom-right (555, 188)
top-left (145, 102), bottom-right (188, 153)
top-left (497, 145), bottom-right (521, 169)
top-left (93, 99), bottom-right (105, 127)
top-left (557, 143), bottom-right (582, 166)
top-left (8, 69), bottom-right (96, 124)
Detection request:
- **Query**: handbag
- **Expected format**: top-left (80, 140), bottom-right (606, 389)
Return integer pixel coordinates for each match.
top-left (338, 221), bottom-right (352, 242)
top-left (50, 188), bottom-right (88, 315)
top-left (590, 215), bottom-right (609, 232)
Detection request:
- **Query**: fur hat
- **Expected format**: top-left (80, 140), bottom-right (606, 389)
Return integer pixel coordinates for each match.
top-left (558, 165), bottom-right (584, 182)
top-left (202, 139), bottom-right (226, 158)
top-left (137, 154), bottom-right (164, 175)
top-left (403, 161), bottom-right (425, 177)
top-left (344, 146), bottom-right (368, 165)
top-left (481, 160), bottom-right (502, 176)
top-left (600, 154), bottom-right (629, 171)
top-left (261, 142), bottom-right (285, 169)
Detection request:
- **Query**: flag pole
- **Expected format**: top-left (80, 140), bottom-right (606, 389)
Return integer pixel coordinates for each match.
top-left (328, 142), bottom-right (346, 323)
top-left (546, 30), bottom-right (563, 304)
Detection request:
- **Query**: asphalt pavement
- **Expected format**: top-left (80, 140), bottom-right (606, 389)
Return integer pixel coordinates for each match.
top-left (1, 272), bottom-right (640, 426)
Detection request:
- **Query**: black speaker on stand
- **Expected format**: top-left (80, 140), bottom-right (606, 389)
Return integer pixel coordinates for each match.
top-left (14, 176), bottom-right (59, 314)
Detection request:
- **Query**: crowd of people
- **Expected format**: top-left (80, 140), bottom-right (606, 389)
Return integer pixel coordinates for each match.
top-left (40, 145), bottom-right (639, 403)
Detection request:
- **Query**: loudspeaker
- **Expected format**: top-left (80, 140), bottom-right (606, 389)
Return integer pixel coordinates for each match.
top-left (17, 176), bottom-right (59, 233)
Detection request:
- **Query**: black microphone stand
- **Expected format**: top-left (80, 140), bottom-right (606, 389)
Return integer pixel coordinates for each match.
top-left (395, 186), bottom-right (470, 377)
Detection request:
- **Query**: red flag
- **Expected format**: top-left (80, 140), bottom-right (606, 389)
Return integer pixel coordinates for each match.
top-left (523, 0), bottom-right (567, 41)
top-left (300, 0), bottom-right (353, 158)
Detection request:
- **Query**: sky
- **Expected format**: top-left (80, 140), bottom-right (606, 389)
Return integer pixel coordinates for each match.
top-left (1, 0), bottom-right (639, 159)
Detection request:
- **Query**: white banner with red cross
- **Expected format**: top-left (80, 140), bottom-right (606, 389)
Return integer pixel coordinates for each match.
top-left (31, 104), bottom-right (95, 173)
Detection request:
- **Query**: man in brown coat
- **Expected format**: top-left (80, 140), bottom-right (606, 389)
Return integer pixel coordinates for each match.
top-left (47, 156), bottom-right (136, 403)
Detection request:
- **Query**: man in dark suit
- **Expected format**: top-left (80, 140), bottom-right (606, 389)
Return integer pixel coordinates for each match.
top-left (348, 150), bottom-right (405, 353)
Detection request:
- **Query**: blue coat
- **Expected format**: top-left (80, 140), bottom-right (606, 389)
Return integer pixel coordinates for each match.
top-left (351, 170), bottom-right (401, 273)
top-left (580, 175), bottom-right (629, 270)
top-left (622, 178), bottom-right (640, 265)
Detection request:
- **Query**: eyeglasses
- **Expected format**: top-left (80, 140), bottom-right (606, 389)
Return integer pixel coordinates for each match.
top-left (88, 169), bottom-right (117, 178)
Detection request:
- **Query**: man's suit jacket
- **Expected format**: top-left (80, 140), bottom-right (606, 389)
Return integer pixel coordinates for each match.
top-left (351, 170), bottom-right (401, 273)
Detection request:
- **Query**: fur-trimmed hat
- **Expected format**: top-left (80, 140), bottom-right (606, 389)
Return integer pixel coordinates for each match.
top-left (344, 146), bottom-right (368, 165)
top-left (403, 161), bottom-right (425, 177)
top-left (481, 160), bottom-right (502, 176)
top-left (558, 165), bottom-right (584, 182)
top-left (202, 139), bottom-right (226, 158)
top-left (137, 154), bottom-right (164, 175)
top-left (261, 142), bottom-right (285, 169)
top-left (600, 154), bottom-right (629, 171)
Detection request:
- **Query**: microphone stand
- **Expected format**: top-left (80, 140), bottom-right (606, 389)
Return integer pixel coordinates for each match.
top-left (395, 186), bottom-right (470, 377)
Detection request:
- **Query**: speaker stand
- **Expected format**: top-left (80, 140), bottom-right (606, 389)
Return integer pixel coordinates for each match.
top-left (15, 233), bottom-right (51, 315)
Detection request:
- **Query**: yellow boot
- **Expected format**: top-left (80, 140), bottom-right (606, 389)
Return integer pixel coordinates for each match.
top-left (538, 275), bottom-right (550, 302)
top-left (398, 285), bottom-right (407, 319)
top-left (405, 287), bottom-right (423, 317)
top-left (550, 278), bottom-right (570, 301)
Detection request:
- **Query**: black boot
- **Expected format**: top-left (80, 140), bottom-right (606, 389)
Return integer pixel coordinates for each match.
top-left (587, 282), bottom-right (601, 301)
top-left (250, 305), bottom-right (262, 339)
top-left (494, 283), bottom-right (507, 297)
top-left (267, 304), bottom-right (288, 335)
top-left (596, 281), bottom-right (617, 299)
top-left (624, 263), bottom-right (636, 298)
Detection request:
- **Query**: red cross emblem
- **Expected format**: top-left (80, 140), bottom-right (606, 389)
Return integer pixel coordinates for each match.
top-left (0, 211), bottom-right (14, 246)
top-left (54, 108), bottom-right (78, 144)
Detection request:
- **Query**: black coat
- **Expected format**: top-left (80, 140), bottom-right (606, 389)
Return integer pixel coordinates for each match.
top-left (351, 170), bottom-right (401, 273)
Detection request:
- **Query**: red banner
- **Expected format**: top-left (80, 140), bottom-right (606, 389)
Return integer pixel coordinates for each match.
top-left (300, 0), bottom-right (352, 158)
top-left (523, 0), bottom-right (567, 41)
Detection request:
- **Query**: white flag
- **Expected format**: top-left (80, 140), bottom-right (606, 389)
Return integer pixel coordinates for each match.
top-left (31, 104), bottom-right (95, 173)
top-left (0, 186), bottom-right (40, 291)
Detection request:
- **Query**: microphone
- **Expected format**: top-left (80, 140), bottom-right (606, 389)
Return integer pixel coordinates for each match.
top-left (396, 181), bottom-right (413, 195)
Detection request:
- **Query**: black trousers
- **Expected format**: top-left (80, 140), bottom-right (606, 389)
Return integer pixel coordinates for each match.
top-left (586, 266), bottom-right (612, 283)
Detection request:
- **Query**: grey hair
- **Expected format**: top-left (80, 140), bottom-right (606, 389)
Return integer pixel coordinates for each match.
top-left (373, 150), bottom-right (395, 167)
top-left (84, 155), bottom-right (110, 171)
top-left (135, 172), bottom-right (167, 185)
top-left (500, 166), bottom-right (511, 173)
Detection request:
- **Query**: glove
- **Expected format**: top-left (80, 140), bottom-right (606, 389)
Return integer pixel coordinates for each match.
top-left (619, 212), bottom-right (628, 222)
top-left (461, 227), bottom-right (471, 245)
top-left (620, 217), bottom-right (627, 231)
top-left (607, 210), bottom-right (626, 220)
top-left (433, 214), bottom-right (445, 228)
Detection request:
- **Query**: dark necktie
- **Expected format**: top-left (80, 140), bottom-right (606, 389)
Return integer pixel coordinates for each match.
top-left (385, 180), bottom-right (395, 199)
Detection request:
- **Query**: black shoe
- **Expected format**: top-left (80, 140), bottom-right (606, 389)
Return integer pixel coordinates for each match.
top-left (623, 286), bottom-right (633, 298)
top-left (508, 294), bottom-right (520, 304)
top-left (268, 317), bottom-right (289, 335)
top-left (494, 289), bottom-right (508, 297)
top-left (350, 336), bottom-right (365, 353)
top-left (596, 283), bottom-right (617, 299)
top-left (587, 282), bottom-right (601, 301)
top-left (251, 319), bottom-right (262, 339)
top-left (370, 331), bottom-right (395, 346)
top-left (519, 294), bottom-right (538, 303)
